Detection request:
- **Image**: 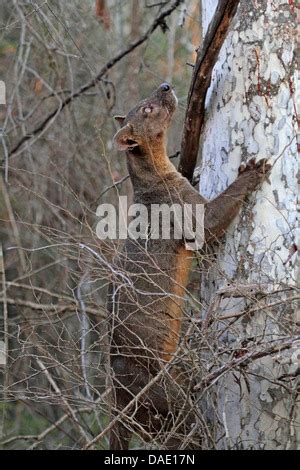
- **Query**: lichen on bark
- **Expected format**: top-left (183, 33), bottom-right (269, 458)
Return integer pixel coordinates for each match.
top-left (199, 0), bottom-right (298, 450)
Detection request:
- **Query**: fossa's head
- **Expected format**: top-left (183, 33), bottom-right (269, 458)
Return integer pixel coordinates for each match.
top-left (113, 83), bottom-right (177, 154)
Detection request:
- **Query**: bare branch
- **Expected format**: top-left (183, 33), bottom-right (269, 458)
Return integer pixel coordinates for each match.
top-left (195, 336), bottom-right (300, 390)
top-left (1, 297), bottom-right (105, 318)
top-left (7, 0), bottom-right (183, 159)
top-left (179, 0), bottom-right (240, 181)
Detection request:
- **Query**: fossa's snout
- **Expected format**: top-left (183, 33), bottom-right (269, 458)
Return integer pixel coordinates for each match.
top-left (150, 82), bottom-right (178, 116)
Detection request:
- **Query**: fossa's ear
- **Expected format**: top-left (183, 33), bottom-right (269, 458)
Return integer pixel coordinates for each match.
top-left (113, 124), bottom-right (138, 151)
top-left (114, 115), bottom-right (126, 127)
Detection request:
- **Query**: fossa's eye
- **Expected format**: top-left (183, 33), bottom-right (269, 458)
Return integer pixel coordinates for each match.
top-left (143, 106), bottom-right (152, 114)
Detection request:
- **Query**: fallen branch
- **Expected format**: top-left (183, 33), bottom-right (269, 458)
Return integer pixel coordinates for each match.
top-left (179, 0), bottom-right (240, 181)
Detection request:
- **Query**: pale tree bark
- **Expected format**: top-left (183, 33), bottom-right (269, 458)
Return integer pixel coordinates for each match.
top-left (199, 0), bottom-right (299, 449)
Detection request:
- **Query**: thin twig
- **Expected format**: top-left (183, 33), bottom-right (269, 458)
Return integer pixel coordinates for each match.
top-left (35, 357), bottom-right (91, 446)
top-left (0, 175), bottom-right (27, 270)
top-left (0, 297), bottom-right (105, 318)
top-left (76, 273), bottom-right (93, 400)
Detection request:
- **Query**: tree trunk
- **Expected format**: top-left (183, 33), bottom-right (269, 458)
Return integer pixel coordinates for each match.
top-left (199, 0), bottom-right (298, 450)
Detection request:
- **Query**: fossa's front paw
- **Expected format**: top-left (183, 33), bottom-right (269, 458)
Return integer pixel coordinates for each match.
top-left (238, 158), bottom-right (271, 190)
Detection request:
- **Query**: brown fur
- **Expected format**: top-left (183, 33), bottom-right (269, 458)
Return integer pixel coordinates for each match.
top-left (108, 83), bottom-right (271, 449)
